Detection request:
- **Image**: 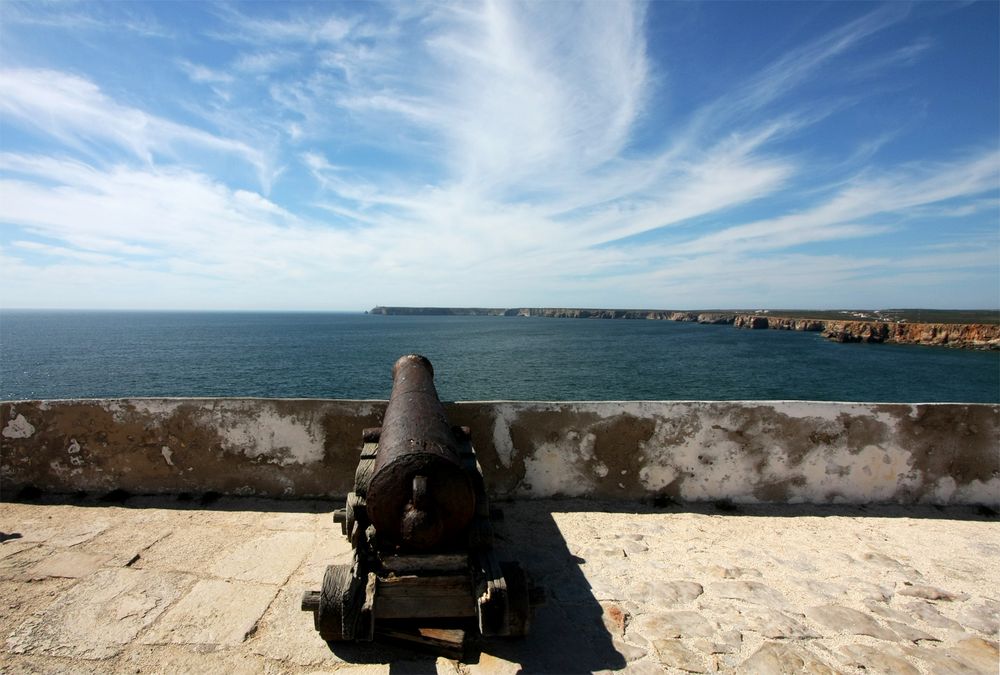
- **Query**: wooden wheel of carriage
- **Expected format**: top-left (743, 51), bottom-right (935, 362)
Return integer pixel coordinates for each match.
top-left (317, 564), bottom-right (355, 642)
top-left (500, 561), bottom-right (531, 637)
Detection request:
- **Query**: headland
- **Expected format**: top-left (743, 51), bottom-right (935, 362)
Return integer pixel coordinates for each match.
top-left (370, 307), bottom-right (1000, 350)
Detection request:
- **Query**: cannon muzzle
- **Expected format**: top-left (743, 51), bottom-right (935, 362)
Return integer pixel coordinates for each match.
top-left (365, 354), bottom-right (476, 551)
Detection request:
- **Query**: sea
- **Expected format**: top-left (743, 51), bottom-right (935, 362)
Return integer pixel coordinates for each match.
top-left (1, 310), bottom-right (997, 403)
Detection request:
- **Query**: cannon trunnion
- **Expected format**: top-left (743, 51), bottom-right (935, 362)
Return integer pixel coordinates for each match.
top-left (302, 355), bottom-right (538, 654)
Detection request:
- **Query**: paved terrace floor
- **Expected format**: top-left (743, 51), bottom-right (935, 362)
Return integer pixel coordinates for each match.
top-left (1, 496), bottom-right (997, 674)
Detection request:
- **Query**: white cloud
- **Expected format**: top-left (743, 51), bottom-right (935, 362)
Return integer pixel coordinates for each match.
top-left (724, 4), bottom-right (910, 116)
top-left (0, 155), bottom-right (299, 258)
top-left (659, 150), bottom-right (1000, 256)
top-left (12, 240), bottom-right (119, 265)
top-left (233, 50), bottom-right (300, 74)
top-left (851, 37), bottom-right (934, 77)
top-left (0, 68), bottom-right (274, 189)
top-left (220, 11), bottom-right (353, 45)
top-left (405, 2), bottom-right (648, 191)
top-left (178, 59), bottom-right (234, 85)
top-left (1, 3), bottom-right (172, 38)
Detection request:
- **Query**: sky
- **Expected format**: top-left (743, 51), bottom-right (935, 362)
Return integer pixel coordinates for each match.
top-left (0, 1), bottom-right (998, 311)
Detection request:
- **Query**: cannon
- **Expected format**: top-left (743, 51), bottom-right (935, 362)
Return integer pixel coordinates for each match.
top-left (302, 354), bottom-right (540, 655)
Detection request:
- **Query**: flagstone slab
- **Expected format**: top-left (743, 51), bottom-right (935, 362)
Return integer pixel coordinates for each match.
top-left (210, 531), bottom-right (315, 585)
top-left (27, 550), bottom-right (114, 579)
top-left (839, 644), bottom-right (919, 675)
top-left (139, 578), bottom-right (278, 649)
top-left (6, 568), bottom-right (190, 659)
top-left (737, 642), bottom-right (837, 675)
top-left (249, 588), bottom-right (346, 667)
top-left (803, 604), bottom-right (899, 641)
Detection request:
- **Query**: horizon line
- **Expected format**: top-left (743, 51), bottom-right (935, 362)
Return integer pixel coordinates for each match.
top-left (2, 306), bottom-right (998, 313)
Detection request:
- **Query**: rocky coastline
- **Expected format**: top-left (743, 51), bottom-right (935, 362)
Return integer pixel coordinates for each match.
top-left (369, 307), bottom-right (1000, 350)
top-left (733, 315), bottom-right (1000, 349)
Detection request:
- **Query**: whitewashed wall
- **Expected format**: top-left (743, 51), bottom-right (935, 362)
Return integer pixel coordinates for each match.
top-left (2, 400), bottom-right (997, 505)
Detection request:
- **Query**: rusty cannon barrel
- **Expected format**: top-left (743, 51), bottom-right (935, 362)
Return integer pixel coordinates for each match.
top-left (365, 354), bottom-right (476, 551)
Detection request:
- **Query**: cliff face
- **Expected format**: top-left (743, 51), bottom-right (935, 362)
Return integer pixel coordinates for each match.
top-left (734, 316), bottom-right (824, 331)
top-left (735, 315), bottom-right (1000, 349)
top-left (825, 320), bottom-right (1000, 348)
top-left (821, 320), bottom-right (890, 344)
top-left (696, 313), bottom-right (735, 324)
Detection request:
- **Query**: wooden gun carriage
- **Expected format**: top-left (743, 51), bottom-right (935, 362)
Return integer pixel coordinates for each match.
top-left (301, 355), bottom-right (539, 654)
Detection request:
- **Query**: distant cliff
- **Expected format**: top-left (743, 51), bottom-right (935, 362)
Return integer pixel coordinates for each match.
top-left (369, 306), bottom-right (507, 316)
top-left (370, 307), bottom-right (997, 349)
top-left (370, 306), bottom-right (736, 323)
top-left (734, 315), bottom-right (1000, 350)
top-left (508, 308), bottom-right (674, 319)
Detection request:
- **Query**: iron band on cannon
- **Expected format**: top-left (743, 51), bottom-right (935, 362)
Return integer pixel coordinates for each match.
top-left (302, 354), bottom-right (541, 654)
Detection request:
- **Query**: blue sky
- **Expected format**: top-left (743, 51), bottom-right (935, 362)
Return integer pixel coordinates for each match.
top-left (0, 1), bottom-right (997, 310)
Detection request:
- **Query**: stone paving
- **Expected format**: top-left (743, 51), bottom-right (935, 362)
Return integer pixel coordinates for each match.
top-left (0, 496), bottom-right (997, 674)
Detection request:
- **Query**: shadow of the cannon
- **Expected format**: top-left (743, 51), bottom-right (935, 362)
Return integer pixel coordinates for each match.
top-left (477, 500), bottom-right (628, 673)
top-left (319, 500), bottom-right (628, 672)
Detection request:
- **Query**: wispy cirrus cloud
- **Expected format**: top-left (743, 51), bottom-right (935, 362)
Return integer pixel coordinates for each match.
top-left (0, 154), bottom-right (298, 250)
top-left (0, 1), bottom-right (172, 38)
top-left (0, 68), bottom-right (274, 189)
top-left (726, 3), bottom-right (911, 115)
top-left (233, 50), bottom-right (301, 74)
top-left (11, 240), bottom-right (119, 265)
top-left (659, 150), bottom-right (1000, 256)
top-left (177, 59), bottom-right (234, 85)
top-left (213, 7), bottom-right (355, 46)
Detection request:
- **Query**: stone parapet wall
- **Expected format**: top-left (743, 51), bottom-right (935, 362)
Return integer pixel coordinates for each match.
top-left (2, 400), bottom-right (997, 505)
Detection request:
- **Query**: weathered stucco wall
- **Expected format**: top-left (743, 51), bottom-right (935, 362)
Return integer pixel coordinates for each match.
top-left (2, 399), bottom-right (998, 505)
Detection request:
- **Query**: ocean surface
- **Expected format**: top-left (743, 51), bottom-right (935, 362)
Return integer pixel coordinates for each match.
top-left (1, 311), bottom-right (997, 403)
